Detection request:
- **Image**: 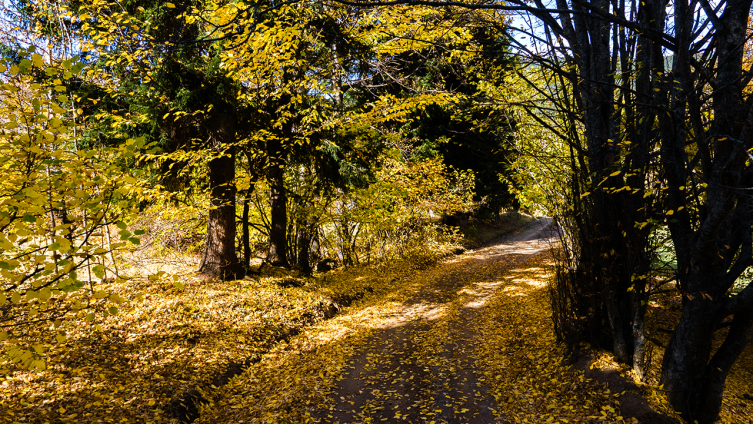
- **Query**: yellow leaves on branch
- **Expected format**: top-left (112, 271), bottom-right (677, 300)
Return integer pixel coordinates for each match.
top-left (0, 51), bottom-right (146, 371)
top-left (376, 156), bottom-right (475, 218)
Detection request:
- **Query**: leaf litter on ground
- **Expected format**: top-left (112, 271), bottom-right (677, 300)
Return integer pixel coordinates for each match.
top-left (197, 222), bottom-right (676, 424)
top-left (0, 240), bottom-right (461, 424)
top-left (3, 220), bottom-right (752, 423)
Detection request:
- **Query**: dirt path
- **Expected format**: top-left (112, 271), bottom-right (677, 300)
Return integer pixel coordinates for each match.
top-left (201, 217), bottom-right (668, 423)
top-left (318, 219), bottom-right (557, 424)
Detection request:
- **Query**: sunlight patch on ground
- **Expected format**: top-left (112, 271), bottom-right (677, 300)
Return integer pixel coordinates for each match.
top-left (472, 252), bottom-right (633, 423)
top-left (463, 299), bottom-right (488, 308)
top-left (459, 280), bottom-right (505, 308)
top-left (523, 278), bottom-right (548, 288)
top-left (378, 302), bottom-right (448, 327)
top-left (193, 254), bottom-right (471, 423)
top-left (475, 280), bottom-right (504, 289)
top-left (501, 285), bottom-right (528, 296)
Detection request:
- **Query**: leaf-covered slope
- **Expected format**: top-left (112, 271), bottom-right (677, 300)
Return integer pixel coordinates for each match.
top-left (0, 276), bottom-right (336, 423)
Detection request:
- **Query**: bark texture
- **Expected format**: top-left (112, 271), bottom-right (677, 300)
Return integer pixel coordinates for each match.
top-left (198, 112), bottom-right (243, 280)
top-left (266, 163), bottom-right (289, 267)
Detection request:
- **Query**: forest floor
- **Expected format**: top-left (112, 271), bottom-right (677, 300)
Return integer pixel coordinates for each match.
top-left (2, 216), bottom-right (752, 423)
top-left (194, 219), bottom-right (685, 424)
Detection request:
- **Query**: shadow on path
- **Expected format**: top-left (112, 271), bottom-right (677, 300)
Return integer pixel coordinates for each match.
top-left (317, 219), bottom-right (556, 424)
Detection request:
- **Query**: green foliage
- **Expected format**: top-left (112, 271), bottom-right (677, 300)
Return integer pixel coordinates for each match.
top-left (499, 68), bottom-right (573, 218)
top-left (391, 23), bottom-right (518, 215)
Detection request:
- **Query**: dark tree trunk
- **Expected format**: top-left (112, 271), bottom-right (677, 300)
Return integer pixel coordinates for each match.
top-left (266, 164), bottom-right (289, 267)
top-left (198, 113), bottom-right (243, 280)
top-left (660, 286), bottom-right (717, 417)
top-left (548, 0), bottom-right (653, 367)
top-left (697, 308), bottom-right (753, 421)
top-left (659, 205), bottom-right (753, 422)
top-left (297, 225), bottom-right (312, 274)
top-left (660, 297), bottom-right (753, 422)
top-left (656, 0), bottom-right (753, 420)
top-left (242, 195), bottom-right (251, 268)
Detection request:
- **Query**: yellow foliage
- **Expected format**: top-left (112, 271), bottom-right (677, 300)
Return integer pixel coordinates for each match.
top-left (0, 52), bottom-right (144, 371)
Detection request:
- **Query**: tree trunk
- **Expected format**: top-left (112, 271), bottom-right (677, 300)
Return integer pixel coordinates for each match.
top-left (198, 113), bottom-right (243, 280)
top-left (660, 300), bottom-right (716, 421)
top-left (631, 280), bottom-right (648, 380)
top-left (297, 225), bottom-right (311, 274)
top-left (266, 164), bottom-right (289, 267)
top-left (696, 307), bottom-right (753, 422)
top-left (242, 195), bottom-right (251, 268)
top-left (660, 279), bottom-right (753, 423)
top-left (656, 1), bottom-right (753, 419)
